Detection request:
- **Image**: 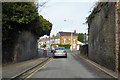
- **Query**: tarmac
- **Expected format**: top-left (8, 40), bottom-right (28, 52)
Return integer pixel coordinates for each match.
top-left (2, 50), bottom-right (120, 79)
top-left (71, 50), bottom-right (119, 79)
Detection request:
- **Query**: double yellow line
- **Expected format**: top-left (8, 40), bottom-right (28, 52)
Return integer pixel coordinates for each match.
top-left (21, 58), bottom-right (52, 80)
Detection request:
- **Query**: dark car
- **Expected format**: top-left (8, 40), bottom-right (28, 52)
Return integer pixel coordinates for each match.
top-left (53, 47), bottom-right (67, 58)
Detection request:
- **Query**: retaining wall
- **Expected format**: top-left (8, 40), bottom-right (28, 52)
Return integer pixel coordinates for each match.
top-left (80, 45), bottom-right (88, 57)
top-left (88, 2), bottom-right (116, 71)
top-left (14, 31), bottom-right (38, 62)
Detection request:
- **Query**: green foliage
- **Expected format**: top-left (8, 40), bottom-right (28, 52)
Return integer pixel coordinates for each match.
top-left (51, 44), bottom-right (71, 49)
top-left (77, 33), bottom-right (84, 43)
top-left (2, 2), bottom-right (52, 63)
top-left (41, 44), bottom-right (46, 48)
top-left (51, 44), bottom-right (59, 47)
top-left (43, 44), bottom-right (46, 48)
top-left (2, 2), bottom-right (38, 24)
top-left (59, 44), bottom-right (71, 49)
top-left (33, 15), bottom-right (52, 37)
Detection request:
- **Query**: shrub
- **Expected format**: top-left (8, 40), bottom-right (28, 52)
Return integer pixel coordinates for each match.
top-left (51, 44), bottom-right (71, 49)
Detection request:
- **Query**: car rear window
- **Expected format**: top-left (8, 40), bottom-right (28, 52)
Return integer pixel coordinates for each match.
top-left (55, 47), bottom-right (65, 50)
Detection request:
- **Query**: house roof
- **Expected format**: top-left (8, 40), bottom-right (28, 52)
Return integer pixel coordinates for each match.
top-left (59, 32), bottom-right (77, 36)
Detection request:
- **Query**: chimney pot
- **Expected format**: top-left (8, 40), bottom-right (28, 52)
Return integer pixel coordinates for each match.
top-left (52, 35), bottom-right (55, 38)
top-left (74, 30), bottom-right (76, 33)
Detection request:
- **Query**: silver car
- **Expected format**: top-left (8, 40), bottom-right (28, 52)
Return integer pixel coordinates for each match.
top-left (53, 47), bottom-right (67, 58)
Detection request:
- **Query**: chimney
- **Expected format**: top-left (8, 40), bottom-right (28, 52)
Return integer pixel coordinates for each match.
top-left (74, 30), bottom-right (76, 33)
top-left (52, 35), bottom-right (55, 38)
top-left (57, 33), bottom-right (59, 36)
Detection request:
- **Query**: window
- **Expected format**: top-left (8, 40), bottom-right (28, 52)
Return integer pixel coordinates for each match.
top-left (52, 40), bottom-right (54, 43)
top-left (47, 41), bottom-right (49, 44)
top-left (58, 39), bottom-right (60, 44)
top-left (55, 39), bottom-right (57, 44)
top-left (73, 39), bottom-right (75, 44)
top-left (69, 39), bottom-right (71, 43)
top-left (51, 40), bottom-right (52, 43)
top-left (55, 47), bottom-right (65, 50)
top-left (64, 39), bottom-right (66, 43)
top-left (73, 44), bottom-right (76, 49)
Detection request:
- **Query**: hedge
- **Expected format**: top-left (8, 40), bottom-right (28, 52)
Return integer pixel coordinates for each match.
top-left (51, 44), bottom-right (71, 49)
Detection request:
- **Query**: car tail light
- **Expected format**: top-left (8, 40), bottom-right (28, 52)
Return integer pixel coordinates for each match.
top-left (54, 51), bottom-right (57, 53)
top-left (63, 51), bottom-right (66, 53)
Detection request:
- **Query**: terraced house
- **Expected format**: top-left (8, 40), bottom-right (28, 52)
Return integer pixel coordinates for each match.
top-left (38, 30), bottom-right (78, 50)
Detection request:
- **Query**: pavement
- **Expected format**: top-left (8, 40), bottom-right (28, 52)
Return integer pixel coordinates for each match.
top-left (30, 53), bottom-right (112, 78)
top-left (2, 57), bottom-right (49, 78)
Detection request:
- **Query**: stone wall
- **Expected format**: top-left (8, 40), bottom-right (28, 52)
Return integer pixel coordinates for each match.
top-left (80, 45), bottom-right (88, 56)
top-left (88, 2), bottom-right (116, 71)
top-left (14, 31), bottom-right (38, 62)
top-left (117, 2), bottom-right (120, 72)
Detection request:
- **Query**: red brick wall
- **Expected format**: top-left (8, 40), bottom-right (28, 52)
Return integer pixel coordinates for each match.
top-left (60, 36), bottom-right (77, 50)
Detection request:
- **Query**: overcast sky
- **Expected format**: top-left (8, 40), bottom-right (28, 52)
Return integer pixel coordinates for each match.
top-left (38, 0), bottom-right (97, 38)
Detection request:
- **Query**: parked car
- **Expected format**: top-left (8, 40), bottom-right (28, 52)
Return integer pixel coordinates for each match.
top-left (53, 47), bottom-right (67, 58)
top-left (51, 45), bottom-right (58, 52)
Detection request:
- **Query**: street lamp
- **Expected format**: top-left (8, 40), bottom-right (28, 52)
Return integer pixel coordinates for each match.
top-left (63, 19), bottom-right (73, 51)
top-left (71, 32), bottom-right (72, 51)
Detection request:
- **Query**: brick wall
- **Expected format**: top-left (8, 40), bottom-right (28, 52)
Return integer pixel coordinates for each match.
top-left (60, 36), bottom-right (77, 50)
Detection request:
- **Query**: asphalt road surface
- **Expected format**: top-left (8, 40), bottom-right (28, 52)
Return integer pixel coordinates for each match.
top-left (27, 52), bottom-right (112, 79)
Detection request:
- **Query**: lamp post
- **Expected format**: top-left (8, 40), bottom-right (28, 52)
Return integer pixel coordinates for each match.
top-left (49, 36), bottom-right (51, 50)
top-left (63, 19), bottom-right (73, 51)
top-left (71, 32), bottom-right (72, 51)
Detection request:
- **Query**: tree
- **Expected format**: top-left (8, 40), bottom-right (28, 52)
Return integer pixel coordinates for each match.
top-left (2, 2), bottom-right (52, 63)
top-left (77, 33), bottom-right (84, 43)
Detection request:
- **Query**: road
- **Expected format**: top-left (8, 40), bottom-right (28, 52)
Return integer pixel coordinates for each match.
top-left (26, 52), bottom-right (111, 78)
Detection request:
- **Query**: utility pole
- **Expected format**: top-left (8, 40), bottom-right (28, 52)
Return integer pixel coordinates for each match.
top-left (49, 36), bottom-right (51, 50)
top-left (115, 0), bottom-right (120, 74)
top-left (71, 32), bottom-right (72, 51)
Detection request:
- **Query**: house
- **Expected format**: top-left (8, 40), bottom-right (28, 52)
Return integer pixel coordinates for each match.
top-left (38, 37), bottom-right (51, 49)
top-left (38, 30), bottom-right (78, 50)
top-left (58, 30), bottom-right (78, 50)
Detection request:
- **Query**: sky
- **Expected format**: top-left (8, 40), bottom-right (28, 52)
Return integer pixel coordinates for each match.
top-left (38, 0), bottom-right (97, 38)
